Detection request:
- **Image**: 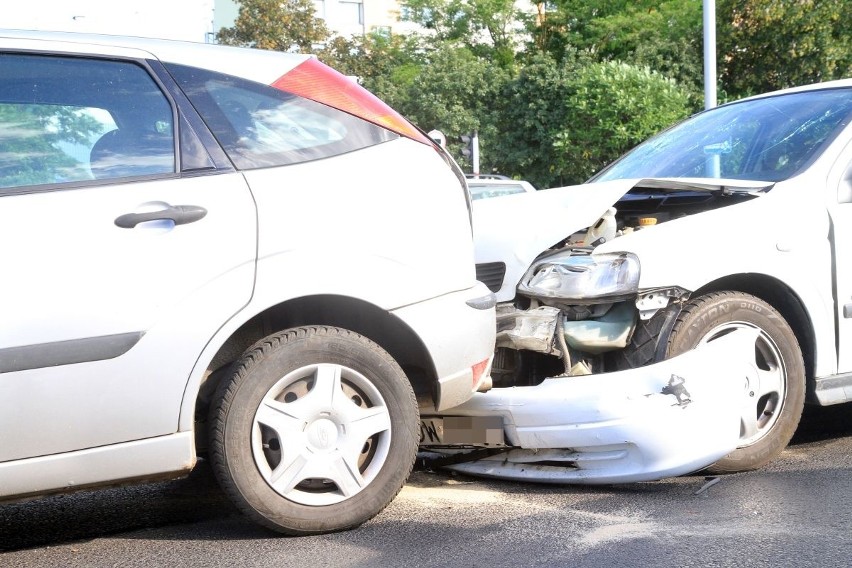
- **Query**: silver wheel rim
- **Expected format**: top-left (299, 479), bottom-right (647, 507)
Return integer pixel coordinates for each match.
top-left (251, 363), bottom-right (391, 506)
top-left (698, 321), bottom-right (787, 447)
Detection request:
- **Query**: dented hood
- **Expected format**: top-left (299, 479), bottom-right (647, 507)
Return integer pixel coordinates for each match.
top-left (473, 178), bottom-right (772, 301)
top-left (473, 179), bottom-right (633, 301)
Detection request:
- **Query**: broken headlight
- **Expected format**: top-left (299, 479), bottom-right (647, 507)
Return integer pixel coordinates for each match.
top-left (518, 251), bottom-right (640, 303)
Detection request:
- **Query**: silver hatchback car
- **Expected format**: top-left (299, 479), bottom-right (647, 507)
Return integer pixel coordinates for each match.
top-left (0, 30), bottom-right (496, 534)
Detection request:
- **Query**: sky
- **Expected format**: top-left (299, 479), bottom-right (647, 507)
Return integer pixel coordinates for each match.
top-left (3, 0), bottom-right (217, 42)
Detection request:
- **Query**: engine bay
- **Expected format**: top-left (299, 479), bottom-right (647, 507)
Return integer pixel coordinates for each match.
top-left (490, 183), bottom-right (764, 388)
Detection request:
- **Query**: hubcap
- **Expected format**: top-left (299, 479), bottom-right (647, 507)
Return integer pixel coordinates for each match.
top-left (251, 363), bottom-right (391, 506)
top-left (698, 321), bottom-right (786, 447)
top-left (306, 417), bottom-right (339, 451)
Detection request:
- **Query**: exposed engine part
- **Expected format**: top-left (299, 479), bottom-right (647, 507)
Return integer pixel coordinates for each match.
top-left (636, 287), bottom-right (691, 320)
top-left (560, 303), bottom-right (613, 321)
top-left (562, 301), bottom-right (637, 354)
top-left (490, 347), bottom-right (565, 388)
top-left (486, 186), bottom-right (724, 390)
top-left (555, 312), bottom-right (572, 375)
top-left (496, 300), bottom-right (638, 378)
top-left (604, 303), bottom-right (683, 372)
top-left (495, 305), bottom-right (560, 354)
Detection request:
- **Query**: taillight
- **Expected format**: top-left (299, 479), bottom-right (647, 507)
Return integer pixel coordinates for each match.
top-left (471, 358), bottom-right (492, 390)
top-left (272, 58), bottom-right (432, 146)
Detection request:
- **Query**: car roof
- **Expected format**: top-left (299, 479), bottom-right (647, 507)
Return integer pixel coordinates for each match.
top-left (0, 28), bottom-right (311, 85)
top-left (723, 78), bottom-right (852, 106)
top-left (467, 178), bottom-right (536, 189)
top-left (466, 173), bottom-right (511, 180)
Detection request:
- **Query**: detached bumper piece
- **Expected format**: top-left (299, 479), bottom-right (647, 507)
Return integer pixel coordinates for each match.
top-left (420, 329), bottom-right (756, 484)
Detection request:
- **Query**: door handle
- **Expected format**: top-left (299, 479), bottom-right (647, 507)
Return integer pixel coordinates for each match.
top-left (115, 205), bottom-right (207, 228)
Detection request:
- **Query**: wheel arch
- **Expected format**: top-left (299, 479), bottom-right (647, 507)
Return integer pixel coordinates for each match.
top-left (192, 294), bottom-right (437, 450)
top-left (693, 273), bottom-right (816, 388)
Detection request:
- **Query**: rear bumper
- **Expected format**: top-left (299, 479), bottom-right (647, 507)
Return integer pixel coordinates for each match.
top-left (422, 329), bottom-right (755, 483)
top-left (392, 281), bottom-right (497, 411)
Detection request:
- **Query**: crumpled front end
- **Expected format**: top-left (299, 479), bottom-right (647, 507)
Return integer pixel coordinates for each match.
top-left (420, 329), bottom-right (752, 484)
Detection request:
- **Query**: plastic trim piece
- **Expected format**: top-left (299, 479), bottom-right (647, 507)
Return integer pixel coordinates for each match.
top-left (0, 332), bottom-right (145, 373)
top-left (813, 371), bottom-right (852, 405)
top-left (0, 432), bottom-right (194, 498)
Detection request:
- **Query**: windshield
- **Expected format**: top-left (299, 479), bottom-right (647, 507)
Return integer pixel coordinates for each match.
top-left (594, 88), bottom-right (852, 183)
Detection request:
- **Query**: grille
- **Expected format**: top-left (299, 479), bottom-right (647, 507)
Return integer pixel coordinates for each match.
top-left (476, 262), bottom-right (506, 293)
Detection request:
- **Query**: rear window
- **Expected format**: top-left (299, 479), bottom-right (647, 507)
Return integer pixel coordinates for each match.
top-left (165, 63), bottom-right (396, 170)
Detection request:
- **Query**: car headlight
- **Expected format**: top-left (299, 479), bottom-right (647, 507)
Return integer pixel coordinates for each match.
top-left (518, 251), bottom-right (640, 303)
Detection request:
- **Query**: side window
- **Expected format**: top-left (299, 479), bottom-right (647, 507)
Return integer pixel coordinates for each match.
top-left (0, 54), bottom-right (175, 191)
top-left (165, 63), bottom-right (394, 170)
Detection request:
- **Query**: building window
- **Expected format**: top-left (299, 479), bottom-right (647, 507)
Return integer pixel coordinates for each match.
top-left (371, 25), bottom-right (391, 39)
top-left (339, 1), bottom-right (364, 25)
top-left (313, 0), bottom-right (325, 19)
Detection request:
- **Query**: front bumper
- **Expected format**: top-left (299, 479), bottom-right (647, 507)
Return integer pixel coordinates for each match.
top-left (421, 329), bottom-right (756, 484)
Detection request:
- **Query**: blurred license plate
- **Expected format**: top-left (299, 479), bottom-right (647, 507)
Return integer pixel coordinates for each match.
top-left (419, 416), bottom-right (506, 446)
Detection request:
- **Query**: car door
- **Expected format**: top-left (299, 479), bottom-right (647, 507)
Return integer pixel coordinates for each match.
top-left (0, 50), bottom-right (256, 462)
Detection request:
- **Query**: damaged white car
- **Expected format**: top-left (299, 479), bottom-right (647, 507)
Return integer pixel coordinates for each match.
top-left (420, 80), bottom-right (852, 483)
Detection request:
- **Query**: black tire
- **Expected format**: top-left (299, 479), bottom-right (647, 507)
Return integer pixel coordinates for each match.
top-left (665, 291), bottom-right (805, 473)
top-left (209, 326), bottom-right (418, 535)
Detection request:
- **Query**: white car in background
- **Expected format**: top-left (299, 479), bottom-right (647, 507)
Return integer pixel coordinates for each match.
top-left (0, 30), bottom-right (495, 534)
top-left (466, 175), bottom-right (536, 200)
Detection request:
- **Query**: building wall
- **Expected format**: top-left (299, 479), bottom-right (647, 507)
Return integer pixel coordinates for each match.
top-left (5, 0), bottom-right (416, 45)
top-left (5, 0), bottom-right (215, 42)
top-left (213, 0), bottom-right (240, 39)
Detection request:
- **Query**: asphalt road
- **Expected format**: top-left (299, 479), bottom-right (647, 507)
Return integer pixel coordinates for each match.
top-left (2, 403), bottom-right (851, 568)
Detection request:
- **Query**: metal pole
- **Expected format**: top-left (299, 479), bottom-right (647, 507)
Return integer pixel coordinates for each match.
top-left (703, 0), bottom-right (720, 177)
top-left (472, 131), bottom-right (480, 177)
top-left (703, 0), bottom-right (717, 110)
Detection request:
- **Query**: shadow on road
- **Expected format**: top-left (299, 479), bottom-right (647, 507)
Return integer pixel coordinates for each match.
top-left (2, 403), bottom-right (850, 553)
top-left (0, 460), bottom-right (252, 552)
top-left (791, 400), bottom-right (852, 445)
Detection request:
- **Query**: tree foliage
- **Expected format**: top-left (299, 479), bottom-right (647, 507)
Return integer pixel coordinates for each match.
top-left (491, 52), bottom-right (577, 187)
top-left (394, 43), bottom-right (511, 170)
top-left (400, 0), bottom-right (527, 67)
top-left (494, 57), bottom-right (690, 187)
top-left (531, 0), bottom-right (703, 95)
top-left (553, 61), bottom-right (691, 184)
top-left (216, 0), bottom-right (852, 186)
top-left (717, 0), bottom-right (852, 98)
top-left (318, 33), bottom-right (424, 109)
top-left (0, 104), bottom-right (101, 187)
top-left (217, 0), bottom-right (331, 52)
